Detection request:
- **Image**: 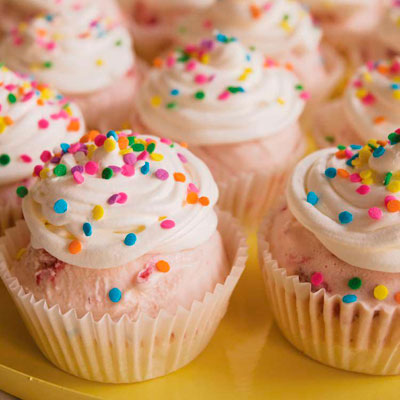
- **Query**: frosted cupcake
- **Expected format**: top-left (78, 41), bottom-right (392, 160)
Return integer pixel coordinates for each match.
top-left (313, 58), bottom-right (400, 148)
top-left (0, 3), bottom-right (138, 130)
top-left (175, 0), bottom-right (344, 102)
top-left (134, 36), bottom-right (309, 222)
top-left (377, 1), bottom-right (400, 57)
top-left (119, 0), bottom-right (216, 62)
top-left (0, 64), bottom-right (84, 234)
top-left (259, 132), bottom-right (400, 374)
top-left (0, 130), bottom-right (246, 382)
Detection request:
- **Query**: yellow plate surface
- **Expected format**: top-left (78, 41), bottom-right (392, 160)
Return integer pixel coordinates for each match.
top-left (2, 231), bottom-right (400, 400)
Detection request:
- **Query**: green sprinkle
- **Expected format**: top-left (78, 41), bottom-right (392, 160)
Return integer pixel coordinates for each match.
top-left (177, 52), bottom-right (190, 63)
top-left (337, 144), bottom-right (346, 150)
top-left (53, 164), bottom-right (67, 176)
top-left (16, 186), bottom-right (28, 198)
top-left (348, 277), bottom-right (362, 290)
top-left (295, 84), bottom-right (304, 91)
top-left (128, 136), bottom-right (136, 146)
top-left (368, 143), bottom-right (377, 150)
top-left (384, 172), bottom-right (393, 186)
top-left (0, 154), bottom-right (10, 165)
top-left (388, 132), bottom-right (400, 143)
top-left (227, 86), bottom-right (245, 94)
top-left (147, 142), bottom-right (156, 154)
top-left (115, 39), bottom-right (122, 46)
top-left (7, 93), bottom-right (16, 104)
top-left (194, 90), bottom-right (205, 100)
top-left (325, 136), bottom-right (335, 144)
top-left (43, 61), bottom-right (52, 68)
top-left (166, 102), bottom-right (177, 109)
top-left (102, 167), bottom-right (113, 179)
top-left (132, 143), bottom-right (145, 152)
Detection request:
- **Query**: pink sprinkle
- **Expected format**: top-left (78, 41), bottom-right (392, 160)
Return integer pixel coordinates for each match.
top-left (117, 192), bottom-right (128, 204)
top-left (185, 60), bottom-right (197, 71)
top-left (73, 171), bottom-right (84, 184)
top-left (160, 220), bottom-right (175, 229)
top-left (68, 143), bottom-right (81, 154)
top-left (160, 138), bottom-right (172, 145)
top-left (218, 91), bottom-right (230, 101)
top-left (177, 153), bottom-right (187, 163)
top-left (188, 183), bottom-right (199, 193)
top-left (311, 272), bottom-right (324, 286)
top-left (123, 153), bottom-right (136, 165)
top-left (300, 91), bottom-right (310, 100)
top-left (356, 185), bottom-right (370, 195)
top-left (94, 134), bottom-right (107, 147)
top-left (385, 195), bottom-right (397, 206)
top-left (350, 173), bottom-right (362, 183)
top-left (33, 165), bottom-right (43, 177)
top-left (137, 151), bottom-right (149, 161)
top-left (366, 61), bottom-right (375, 71)
top-left (121, 164), bottom-right (135, 177)
top-left (202, 19), bottom-right (213, 29)
top-left (353, 79), bottom-right (363, 88)
top-left (155, 168), bottom-right (169, 180)
top-left (166, 56), bottom-right (175, 68)
top-left (368, 207), bottom-right (382, 220)
top-left (137, 264), bottom-right (155, 283)
top-left (195, 74), bottom-right (208, 84)
top-left (20, 154), bottom-right (32, 163)
top-left (85, 161), bottom-right (98, 175)
top-left (362, 93), bottom-right (376, 105)
top-left (38, 119), bottom-right (49, 129)
top-left (22, 91), bottom-right (34, 102)
top-left (40, 150), bottom-right (51, 163)
top-left (344, 148), bottom-right (353, 158)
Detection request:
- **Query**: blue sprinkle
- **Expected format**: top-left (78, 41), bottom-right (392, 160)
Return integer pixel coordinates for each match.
top-left (324, 167), bottom-right (337, 179)
top-left (83, 222), bottom-right (92, 237)
top-left (170, 89), bottom-right (180, 96)
top-left (346, 154), bottom-right (359, 167)
top-left (246, 53), bottom-right (251, 62)
top-left (342, 294), bottom-right (357, 304)
top-left (141, 161), bottom-right (150, 175)
top-left (306, 192), bottom-right (319, 206)
top-left (44, 14), bottom-right (53, 22)
top-left (339, 211), bottom-right (353, 224)
top-left (350, 144), bottom-right (362, 150)
top-left (54, 199), bottom-right (67, 214)
top-left (60, 143), bottom-right (70, 153)
top-left (108, 288), bottom-right (122, 303)
top-left (124, 233), bottom-right (137, 246)
top-left (216, 33), bottom-right (228, 43)
top-left (106, 130), bottom-right (118, 141)
top-left (373, 146), bottom-right (385, 158)
top-left (392, 83), bottom-right (400, 90)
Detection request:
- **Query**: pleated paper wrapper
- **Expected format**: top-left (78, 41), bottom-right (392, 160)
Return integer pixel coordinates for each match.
top-left (0, 203), bottom-right (23, 237)
top-left (258, 217), bottom-right (400, 376)
top-left (0, 211), bottom-right (247, 383)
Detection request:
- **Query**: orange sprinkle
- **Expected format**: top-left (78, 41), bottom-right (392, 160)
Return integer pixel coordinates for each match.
top-left (335, 150), bottom-right (347, 159)
top-left (395, 292), bottom-right (400, 304)
top-left (36, 99), bottom-right (44, 106)
top-left (153, 57), bottom-right (164, 68)
top-left (179, 141), bottom-right (188, 148)
top-left (118, 136), bottom-right (129, 150)
top-left (88, 130), bottom-right (99, 141)
top-left (374, 116), bottom-right (386, 124)
top-left (68, 239), bottom-right (82, 254)
top-left (199, 196), bottom-right (210, 206)
top-left (186, 192), bottom-right (198, 204)
top-left (156, 260), bottom-right (170, 273)
top-left (79, 134), bottom-right (89, 143)
top-left (337, 169), bottom-right (349, 178)
top-left (67, 119), bottom-right (80, 132)
top-left (249, 4), bottom-right (262, 18)
top-left (377, 65), bottom-right (389, 75)
top-left (36, 28), bottom-right (47, 38)
top-left (387, 200), bottom-right (400, 213)
top-left (174, 172), bottom-right (186, 182)
top-left (3, 116), bottom-right (13, 125)
top-left (285, 62), bottom-right (294, 71)
top-left (377, 139), bottom-right (388, 146)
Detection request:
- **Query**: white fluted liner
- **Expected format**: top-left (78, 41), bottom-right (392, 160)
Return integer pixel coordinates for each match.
top-left (258, 217), bottom-right (400, 376)
top-left (0, 211), bottom-right (247, 383)
top-left (0, 203), bottom-right (23, 236)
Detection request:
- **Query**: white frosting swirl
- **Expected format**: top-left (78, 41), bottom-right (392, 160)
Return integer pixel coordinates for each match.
top-left (23, 132), bottom-right (219, 269)
top-left (135, 37), bottom-right (306, 145)
top-left (177, 0), bottom-right (322, 58)
top-left (0, 65), bottom-right (85, 185)
top-left (0, 4), bottom-right (133, 94)
top-left (378, 3), bottom-right (400, 54)
top-left (301, 0), bottom-right (374, 18)
top-left (142, 0), bottom-right (215, 13)
top-left (343, 58), bottom-right (400, 142)
top-left (287, 141), bottom-right (400, 273)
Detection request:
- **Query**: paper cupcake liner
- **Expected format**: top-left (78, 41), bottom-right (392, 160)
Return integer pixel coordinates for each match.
top-left (258, 217), bottom-right (400, 376)
top-left (0, 203), bottom-right (23, 237)
top-left (0, 211), bottom-right (247, 383)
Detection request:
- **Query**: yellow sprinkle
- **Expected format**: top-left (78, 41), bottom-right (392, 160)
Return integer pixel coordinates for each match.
top-left (150, 96), bottom-right (162, 107)
top-left (15, 248), bottom-right (26, 261)
top-left (135, 139), bottom-right (147, 145)
top-left (150, 153), bottom-right (164, 161)
top-left (280, 20), bottom-right (293, 33)
top-left (40, 88), bottom-right (52, 100)
top-left (374, 285), bottom-right (388, 301)
top-left (359, 147), bottom-right (372, 163)
top-left (87, 144), bottom-right (96, 159)
top-left (65, 106), bottom-right (72, 116)
top-left (360, 170), bottom-right (372, 179)
top-left (397, 16), bottom-right (400, 27)
top-left (200, 54), bottom-right (210, 64)
top-left (393, 76), bottom-right (400, 83)
top-left (387, 181), bottom-right (400, 193)
top-left (277, 97), bottom-right (285, 105)
top-left (393, 90), bottom-right (400, 100)
top-left (135, 225), bottom-right (146, 234)
top-left (367, 139), bottom-right (378, 147)
top-left (0, 119), bottom-right (6, 134)
top-left (362, 177), bottom-right (374, 185)
top-left (39, 167), bottom-right (50, 179)
top-left (96, 59), bottom-right (104, 66)
top-left (158, 216), bottom-right (167, 221)
top-left (119, 148), bottom-right (133, 155)
top-left (104, 137), bottom-right (116, 152)
top-left (356, 89), bottom-right (367, 98)
top-left (92, 205), bottom-right (104, 221)
top-left (351, 158), bottom-right (362, 167)
top-left (363, 72), bottom-right (372, 83)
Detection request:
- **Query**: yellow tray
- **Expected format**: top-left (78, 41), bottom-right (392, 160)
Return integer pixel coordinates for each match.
top-left (2, 231), bottom-right (400, 400)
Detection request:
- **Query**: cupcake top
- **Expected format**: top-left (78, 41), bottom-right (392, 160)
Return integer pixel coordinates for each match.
top-left (378, 1), bottom-right (400, 54)
top-left (23, 131), bottom-right (219, 269)
top-left (0, 64), bottom-right (84, 185)
top-left (287, 131), bottom-right (400, 273)
top-left (142, 0), bottom-right (216, 13)
top-left (176, 0), bottom-right (322, 58)
top-left (342, 58), bottom-right (400, 142)
top-left (135, 35), bottom-right (308, 145)
top-left (0, 3), bottom-right (133, 94)
top-left (301, 0), bottom-right (374, 17)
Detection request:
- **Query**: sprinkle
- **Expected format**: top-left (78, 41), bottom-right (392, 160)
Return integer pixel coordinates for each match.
top-left (54, 199), bottom-right (67, 214)
top-left (85, 161), bottom-right (98, 175)
top-left (150, 153), bottom-right (163, 161)
top-left (38, 119), bottom-right (49, 129)
top-left (187, 192), bottom-right (198, 204)
top-left (7, 93), bottom-right (16, 103)
top-left (368, 207), bottom-right (382, 220)
top-left (16, 186), bottom-right (28, 198)
top-left (387, 199), bottom-right (400, 212)
top-left (40, 150), bottom-right (52, 163)
top-left (161, 220), bottom-right (175, 229)
top-left (94, 135), bottom-right (107, 147)
top-left (194, 90), bottom-right (205, 100)
top-left (154, 169), bottom-right (169, 181)
top-left (324, 168), bottom-right (337, 179)
top-left (0, 154), bottom-right (10, 166)
top-left (342, 294), bottom-right (357, 304)
top-left (106, 130), bottom-right (118, 140)
top-left (384, 172), bottom-right (393, 186)
top-left (388, 181), bottom-right (400, 193)
top-left (121, 164), bottom-right (135, 177)
top-left (20, 154), bottom-right (32, 163)
top-left (53, 164), bottom-right (67, 176)
top-left (102, 167), bottom-right (113, 179)
top-left (108, 288), bottom-right (122, 303)
top-left (83, 222), bottom-right (92, 237)
top-left (374, 285), bottom-right (388, 301)
top-left (339, 211), bottom-right (353, 224)
top-left (73, 171), bottom-right (84, 184)
top-left (132, 143), bottom-right (145, 152)
top-left (373, 146), bottom-right (385, 158)
top-left (306, 191), bottom-right (319, 205)
top-left (150, 96), bottom-right (162, 107)
top-left (92, 205), bottom-right (104, 220)
top-left (140, 161), bottom-right (150, 175)
top-left (348, 277), bottom-right (362, 290)
top-left (174, 172), bottom-right (186, 182)
top-left (156, 260), bottom-right (170, 273)
top-left (124, 233), bottom-right (137, 246)
top-left (68, 239), bottom-right (82, 254)
top-left (337, 169), bottom-right (350, 178)
top-left (104, 137), bottom-right (116, 152)
top-left (394, 292), bottom-right (400, 304)
top-left (310, 272), bottom-right (323, 286)
top-left (356, 185), bottom-right (370, 195)
top-left (170, 89), bottom-right (180, 96)
top-left (123, 153), bottom-right (136, 165)
top-left (199, 196), bottom-right (210, 206)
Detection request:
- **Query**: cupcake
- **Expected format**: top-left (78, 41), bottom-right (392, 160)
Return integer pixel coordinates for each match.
top-left (259, 132), bottom-right (400, 375)
top-left (119, 0), bottom-right (216, 62)
top-left (0, 130), bottom-right (247, 382)
top-left (377, 1), bottom-right (400, 57)
top-left (134, 35), bottom-right (309, 223)
top-left (0, 64), bottom-right (84, 234)
top-left (301, 0), bottom-right (385, 66)
top-left (0, 2), bottom-right (139, 130)
top-left (175, 0), bottom-right (345, 103)
top-left (312, 58), bottom-right (400, 148)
